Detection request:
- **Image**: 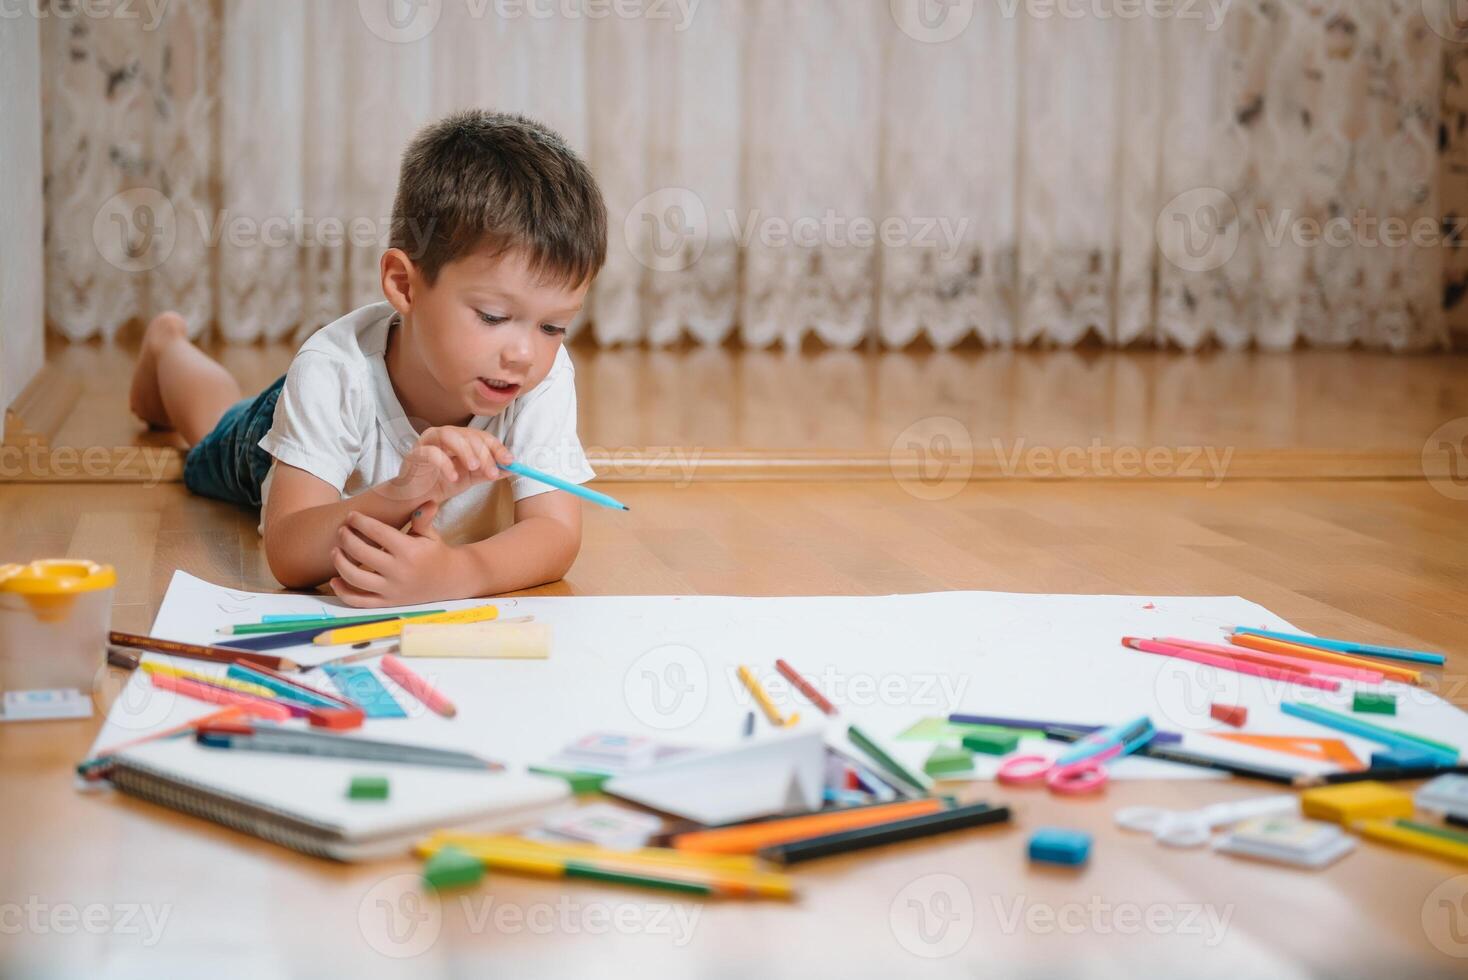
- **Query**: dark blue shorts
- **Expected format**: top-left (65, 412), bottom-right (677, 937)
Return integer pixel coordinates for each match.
top-left (182, 374), bottom-right (287, 510)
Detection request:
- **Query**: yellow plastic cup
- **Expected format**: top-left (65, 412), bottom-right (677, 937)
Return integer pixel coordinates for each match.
top-left (0, 559), bottom-right (116, 694)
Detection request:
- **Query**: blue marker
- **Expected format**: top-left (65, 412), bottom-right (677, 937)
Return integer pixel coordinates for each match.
top-left (503, 461), bottom-right (630, 511)
top-left (1232, 627), bottom-right (1445, 666)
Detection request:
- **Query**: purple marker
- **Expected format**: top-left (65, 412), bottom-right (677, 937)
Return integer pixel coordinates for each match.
top-left (948, 713), bottom-right (1183, 745)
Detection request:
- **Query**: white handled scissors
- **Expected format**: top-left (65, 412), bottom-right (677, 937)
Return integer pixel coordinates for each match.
top-left (1115, 795), bottom-right (1299, 847)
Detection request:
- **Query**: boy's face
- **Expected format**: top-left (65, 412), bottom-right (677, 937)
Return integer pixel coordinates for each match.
top-left (408, 247), bottom-right (588, 418)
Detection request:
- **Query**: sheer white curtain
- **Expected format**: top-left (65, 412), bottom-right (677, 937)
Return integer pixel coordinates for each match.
top-left (41, 0), bottom-right (1458, 350)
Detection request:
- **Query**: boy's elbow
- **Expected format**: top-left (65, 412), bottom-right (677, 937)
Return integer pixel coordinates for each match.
top-left (264, 533), bottom-right (324, 591)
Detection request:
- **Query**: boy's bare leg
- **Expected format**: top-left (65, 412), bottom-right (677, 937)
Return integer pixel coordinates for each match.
top-left (129, 312), bottom-right (244, 447)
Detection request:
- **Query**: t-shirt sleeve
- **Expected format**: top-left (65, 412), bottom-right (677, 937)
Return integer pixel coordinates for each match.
top-left (256, 351), bottom-right (364, 491)
top-left (504, 355), bottom-right (596, 502)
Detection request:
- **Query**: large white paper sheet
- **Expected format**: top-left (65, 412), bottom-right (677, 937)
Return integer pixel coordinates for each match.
top-left (88, 572), bottom-right (1468, 783)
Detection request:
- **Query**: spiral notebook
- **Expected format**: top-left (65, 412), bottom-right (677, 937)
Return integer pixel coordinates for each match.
top-left (106, 737), bottom-right (569, 862)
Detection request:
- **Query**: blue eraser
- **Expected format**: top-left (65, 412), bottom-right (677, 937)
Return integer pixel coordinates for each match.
top-left (1028, 827), bottom-right (1092, 866)
top-left (1370, 747), bottom-right (1441, 769)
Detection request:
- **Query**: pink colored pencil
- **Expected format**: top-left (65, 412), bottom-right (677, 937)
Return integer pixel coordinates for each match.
top-left (1156, 636), bottom-right (1385, 684)
top-left (381, 654), bottom-right (457, 719)
top-left (1121, 636), bottom-right (1341, 691)
top-left (149, 672), bottom-right (298, 720)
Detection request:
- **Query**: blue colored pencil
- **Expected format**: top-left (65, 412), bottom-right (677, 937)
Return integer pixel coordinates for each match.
top-left (1232, 627), bottom-right (1445, 666)
top-left (504, 461), bottom-right (629, 511)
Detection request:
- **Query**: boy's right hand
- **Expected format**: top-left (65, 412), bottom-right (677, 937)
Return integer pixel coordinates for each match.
top-left (388, 426), bottom-right (514, 504)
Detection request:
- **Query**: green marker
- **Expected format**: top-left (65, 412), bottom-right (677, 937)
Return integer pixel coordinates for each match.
top-left (848, 724), bottom-right (931, 795)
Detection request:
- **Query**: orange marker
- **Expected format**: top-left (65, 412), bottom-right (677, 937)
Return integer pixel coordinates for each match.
top-left (672, 799), bottom-right (944, 854)
top-left (381, 654), bottom-right (457, 718)
top-left (1228, 633), bottom-right (1422, 685)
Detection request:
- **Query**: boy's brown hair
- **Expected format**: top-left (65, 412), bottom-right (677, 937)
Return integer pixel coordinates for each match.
top-left (390, 110), bottom-right (607, 288)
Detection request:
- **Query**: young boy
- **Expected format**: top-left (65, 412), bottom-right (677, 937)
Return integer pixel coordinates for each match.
top-left (128, 110), bottom-right (607, 607)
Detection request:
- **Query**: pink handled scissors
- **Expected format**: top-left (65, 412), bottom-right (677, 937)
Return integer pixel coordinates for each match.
top-left (996, 716), bottom-right (1156, 795)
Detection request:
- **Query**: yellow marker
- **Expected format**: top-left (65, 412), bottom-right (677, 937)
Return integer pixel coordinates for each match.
top-left (738, 665), bottom-right (799, 727)
top-left (140, 661), bottom-right (277, 699)
top-left (415, 836), bottom-right (796, 899)
top-left (1353, 819), bottom-right (1468, 865)
top-left (423, 832), bottom-right (762, 873)
top-left (313, 604), bottom-right (500, 646)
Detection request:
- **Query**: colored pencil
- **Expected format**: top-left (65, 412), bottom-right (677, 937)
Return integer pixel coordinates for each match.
top-left (226, 663), bottom-right (355, 710)
top-left (738, 665), bottom-right (798, 727)
top-left (503, 460), bottom-right (630, 511)
top-left (1122, 636), bottom-right (1340, 691)
top-left (947, 713), bottom-right (1184, 745)
top-left (1231, 627), bottom-right (1445, 667)
top-left (1156, 636), bottom-right (1386, 684)
top-left (107, 630), bottom-right (299, 672)
top-left (312, 604), bottom-right (501, 646)
top-left (1227, 633), bottom-right (1422, 685)
top-left (139, 661), bottom-right (278, 699)
top-left (381, 654), bottom-right (456, 718)
top-left (1353, 818), bottom-right (1468, 864)
top-left (847, 723), bottom-right (931, 795)
top-left (220, 610), bottom-right (445, 636)
top-left (673, 798), bottom-right (945, 854)
top-left (147, 671), bottom-right (300, 719)
top-left (1280, 702), bottom-right (1459, 765)
top-left (196, 722), bottom-right (503, 771)
top-left (1294, 764), bottom-right (1468, 787)
top-left (774, 659), bottom-right (838, 716)
top-left (759, 802), bottom-right (1011, 864)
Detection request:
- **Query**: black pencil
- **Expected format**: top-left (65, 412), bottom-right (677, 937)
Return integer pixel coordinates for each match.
top-left (757, 802), bottom-right (1011, 864)
top-left (1293, 764), bottom-right (1468, 788)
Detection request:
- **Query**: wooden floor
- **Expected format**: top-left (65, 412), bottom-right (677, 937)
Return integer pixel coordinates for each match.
top-left (3, 340), bottom-right (1468, 976)
top-left (8, 333), bottom-right (1468, 481)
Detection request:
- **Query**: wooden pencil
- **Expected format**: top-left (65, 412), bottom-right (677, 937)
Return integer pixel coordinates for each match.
top-left (107, 630), bottom-right (300, 672)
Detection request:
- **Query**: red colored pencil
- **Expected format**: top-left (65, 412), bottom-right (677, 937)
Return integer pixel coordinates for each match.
top-left (1121, 637), bottom-right (1340, 691)
top-left (775, 659), bottom-right (838, 716)
top-left (148, 671), bottom-right (299, 719)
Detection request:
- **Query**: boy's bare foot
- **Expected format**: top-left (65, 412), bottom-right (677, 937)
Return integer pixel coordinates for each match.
top-left (129, 312), bottom-right (189, 429)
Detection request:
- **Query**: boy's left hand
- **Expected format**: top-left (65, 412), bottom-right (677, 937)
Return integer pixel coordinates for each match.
top-left (328, 504), bottom-right (468, 607)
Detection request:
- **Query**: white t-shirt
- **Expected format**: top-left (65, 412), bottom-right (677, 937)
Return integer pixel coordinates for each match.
top-left (257, 301), bottom-right (595, 544)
